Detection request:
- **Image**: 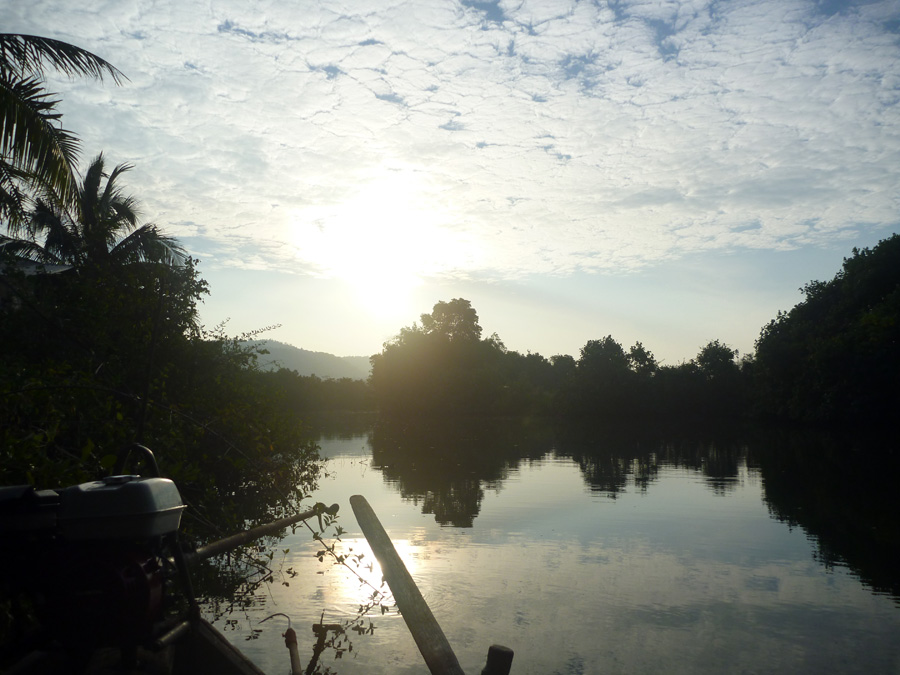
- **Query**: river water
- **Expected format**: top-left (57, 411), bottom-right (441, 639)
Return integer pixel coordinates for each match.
top-left (204, 417), bottom-right (900, 674)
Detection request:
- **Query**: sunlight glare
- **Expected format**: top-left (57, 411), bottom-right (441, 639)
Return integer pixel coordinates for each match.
top-left (324, 537), bottom-right (424, 614)
top-left (290, 167), bottom-right (477, 320)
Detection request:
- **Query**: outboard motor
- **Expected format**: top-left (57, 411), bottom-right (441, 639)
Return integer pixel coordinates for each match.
top-left (0, 449), bottom-right (188, 665)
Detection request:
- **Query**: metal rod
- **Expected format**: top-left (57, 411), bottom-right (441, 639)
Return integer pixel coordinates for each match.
top-left (188, 503), bottom-right (339, 562)
top-left (154, 620), bottom-right (192, 650)
top-left (113, 443), bottom-right (161, 477)
top-left (350, 494), bottom-right (465, 675)
top-left (260, 613), bottom-right (303, 675)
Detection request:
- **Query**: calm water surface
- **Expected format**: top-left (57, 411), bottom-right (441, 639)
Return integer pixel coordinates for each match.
top-left (205, 419), bottom-right (900, 674)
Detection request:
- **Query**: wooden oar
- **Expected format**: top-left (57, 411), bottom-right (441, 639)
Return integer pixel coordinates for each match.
top-left (350, 494), bottom-right (466, 675)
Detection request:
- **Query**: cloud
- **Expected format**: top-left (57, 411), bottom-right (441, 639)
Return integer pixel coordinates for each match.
top-left (8, 0), bottom-right (900, 281)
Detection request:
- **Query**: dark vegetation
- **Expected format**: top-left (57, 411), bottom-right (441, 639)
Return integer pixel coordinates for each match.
top-left (0, 34), bottom-right (353, 664)
top-left (0, 35), bottom-right (330, 532)
top-left (752, 234), bottom-right (900, 425)
top-left (369, 236), bottom-right (899, 428)
top-left (369, 299), bottom-right (749, 420)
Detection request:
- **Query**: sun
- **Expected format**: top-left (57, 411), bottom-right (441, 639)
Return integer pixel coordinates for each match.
top-left (290, 165), bottom-right (477, 319)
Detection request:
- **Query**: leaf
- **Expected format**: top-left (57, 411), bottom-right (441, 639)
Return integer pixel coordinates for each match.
top-left (81, 438), bottom-right (95, 461)
top-left (99, 453), bottom-right (117, 469)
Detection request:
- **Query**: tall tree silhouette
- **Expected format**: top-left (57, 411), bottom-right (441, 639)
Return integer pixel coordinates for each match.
top-left (753, 234), bottom-right (900, 424)
top-left (420, 298), bottom-right (483, 342)
top-left (23, 154), bottom-right (183, 267)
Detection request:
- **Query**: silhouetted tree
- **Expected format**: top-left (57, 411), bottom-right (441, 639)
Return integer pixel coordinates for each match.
top-left (370, 298), bottom-right (507, 413)
top-left (578, 335), bottom-right (630, 374)
top-left (692, 340), bottom-right (744, 419)
top-left (753, 234), bottom-right (900, 425)
top-left (563, 336), bottom-right (635, 418)
top-left (419, 298), bottom-right (483, 342)
top-left (628, 341), bottom-right (658, 377)
top-left (18, 154), bottom-right (184, 267)
top-left (696, 340), bottom-right (739, 380)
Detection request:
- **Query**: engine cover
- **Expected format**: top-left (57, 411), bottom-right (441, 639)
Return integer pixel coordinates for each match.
top-left (58, 475), bottom-right (185, 540)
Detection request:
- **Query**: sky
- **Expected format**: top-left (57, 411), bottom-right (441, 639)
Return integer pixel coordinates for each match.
top-left (7, 0), bottom-right (899, 364)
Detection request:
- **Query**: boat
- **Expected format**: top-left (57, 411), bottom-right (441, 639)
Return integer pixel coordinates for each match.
top-left (0, 445), bottom-right (332, 675)
top-left (5, 618), bottom-right (265, 675)
top-left (1, 444), bottom-right (512, 674)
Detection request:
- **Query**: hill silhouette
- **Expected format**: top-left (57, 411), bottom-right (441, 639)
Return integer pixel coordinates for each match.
top-left (246, 340), bottom-right (371, 380)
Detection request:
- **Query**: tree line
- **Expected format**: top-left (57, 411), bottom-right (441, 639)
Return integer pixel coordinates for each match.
top-left (370, 234), bottom-right (900, 428)
top-left (369, 298), bottom-right (747, 421)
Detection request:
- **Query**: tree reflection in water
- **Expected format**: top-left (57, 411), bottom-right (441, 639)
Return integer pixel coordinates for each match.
top-left (365, 416), bottom-right (899, 604)
top-left (753, 427), bottom-right (900, 602)
top-left (370, 417), bottom-right (553, 526)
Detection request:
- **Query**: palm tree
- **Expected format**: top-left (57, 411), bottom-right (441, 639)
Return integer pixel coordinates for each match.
top-left (0, 33), bottom-right (124, 227)
top-left (25, 153), bottom-right (184, 267)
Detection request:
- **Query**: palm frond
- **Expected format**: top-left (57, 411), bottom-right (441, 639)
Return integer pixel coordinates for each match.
top-left (0, 157), bottom-right (31, 231)
top-left (78, 152), bottom-right (105, 228)
top-left (98, 159), bottom-right (138, 228)
top-left (0, 34), bottom-right (126, 84)
top-left (18, 153), bottom-right (187, 270)
top-left (0, 232), bottom-right (56, 263)
top-left (110, 224), bottom-right (187, 266)
top-left (0, 70), bottom-right (80, 202)
top-left (29, 196), bottom-right (82, 264)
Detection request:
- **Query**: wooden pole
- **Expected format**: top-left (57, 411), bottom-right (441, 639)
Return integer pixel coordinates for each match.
top-left (350, 494), bottom-right (465, 675)
top-left (188, 503), bottom-right (339, 562)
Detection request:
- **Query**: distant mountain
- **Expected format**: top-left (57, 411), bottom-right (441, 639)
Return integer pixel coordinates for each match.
top-left (245, 340), bottom-right (371, 380)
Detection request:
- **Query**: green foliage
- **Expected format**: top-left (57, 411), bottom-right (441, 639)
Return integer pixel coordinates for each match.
top-left (753, 234), bottom-right (900, 424)
top-left (0, 36), bottom-right (329, 542)
top-left (579, 335), bottom-right (630, 373)
top-left (561, 335), bottom-right (633, 417)
top-left (371, 234), bottom-right (900, 426)
top-left (628, 342), bottom-right (658, 377)
top-left (696, 340), bottom-right (739, 380)
top-left (0, 34), bottom-right (353, 659)
top-left (371, 300), bottom-right (533, 414)
top-left (0, 254), bottom-right (322, 536)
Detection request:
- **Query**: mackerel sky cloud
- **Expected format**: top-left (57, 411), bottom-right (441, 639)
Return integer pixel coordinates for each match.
top-left (7, 0), bottom-right (899, 360)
